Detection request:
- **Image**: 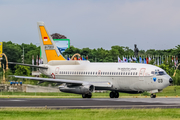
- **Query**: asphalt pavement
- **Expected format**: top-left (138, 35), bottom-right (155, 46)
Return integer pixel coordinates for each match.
top-left (0, 98), bottom-right (180, 109)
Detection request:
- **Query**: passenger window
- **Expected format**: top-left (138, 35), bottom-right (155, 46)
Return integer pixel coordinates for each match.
top-left (116, 72), bottom-right (118, 75)
top-left (128, 72), bottom-right (130, 75)
top-left (121, 72), bottom-right (122, 75)
top-left (93, 72), bottom-right (94, 75)
top-left (74, 72), bottom-right (76, 74)
top-left (136, 72), bottom-right (137, 75)
top-left (151, 71), bottom-right (155, 74)
top-left (131, 72), bottom-right (132, 75)
top-left (126, 72), bottom-right (127, 75)
top-left (110, 72), bottom-right (111, 75)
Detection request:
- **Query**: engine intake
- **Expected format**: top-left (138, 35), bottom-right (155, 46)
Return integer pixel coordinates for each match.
top-left (59, 84), bottom-right (94, 94)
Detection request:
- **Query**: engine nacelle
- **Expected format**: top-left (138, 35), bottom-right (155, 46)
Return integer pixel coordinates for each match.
top-left (59, 84), bottom-right (94, 94)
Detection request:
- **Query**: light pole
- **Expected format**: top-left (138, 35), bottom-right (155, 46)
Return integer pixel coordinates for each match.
top-left (22, 47), bottom-right (24, 63)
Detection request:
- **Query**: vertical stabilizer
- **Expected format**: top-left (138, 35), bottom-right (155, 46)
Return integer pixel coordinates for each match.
top-left (37, 22), bottom-right (66, 64)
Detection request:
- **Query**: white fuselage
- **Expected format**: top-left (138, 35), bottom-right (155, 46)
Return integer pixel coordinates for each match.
top-left (39, 61), bottom-right (171, 93)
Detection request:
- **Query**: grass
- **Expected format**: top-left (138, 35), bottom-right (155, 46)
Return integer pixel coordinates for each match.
top-left (0, 108), bottom-right (180, 120)
top-left (0, 86), bottom-right (180, 98)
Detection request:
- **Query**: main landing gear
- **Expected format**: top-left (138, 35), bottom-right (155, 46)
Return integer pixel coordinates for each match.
top-left (82, 93), bottom-right (92, 98)
top-left (150, 94), bottom-right (156, 98)
top-left (110, 91), bottom-right (119, 98)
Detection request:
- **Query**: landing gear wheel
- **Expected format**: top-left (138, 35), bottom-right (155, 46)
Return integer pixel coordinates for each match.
top-left (110, 91), bottom-right (119, 98)
top-left (114, 92), bottom-right (119, 98)
top-left (150, 94), bottom-right (156, 98)
top-left (87, 94), bottom-right (92, 98)
top-left (82, 93), bottom-right (92, 98)
top-left (82, 94), bottom-right (87, 98)
top-left (110, 91), bottom-right (114, 98)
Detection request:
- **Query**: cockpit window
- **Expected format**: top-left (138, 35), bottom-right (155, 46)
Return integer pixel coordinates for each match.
top-left (151, 71), bottom-right (155, 74)
top-left (158, 71), bottom-right (166, 75)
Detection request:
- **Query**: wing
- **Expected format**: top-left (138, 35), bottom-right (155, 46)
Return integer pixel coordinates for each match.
top-left (12, 76), bottom-right (112, 88)
top-left (8, 62), bottom-right (48, 69)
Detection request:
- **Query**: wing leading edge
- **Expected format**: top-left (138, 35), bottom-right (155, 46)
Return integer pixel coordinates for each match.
top-left (8, 62), bottom-right (48, 69)
top-left (11, 76), bottom-right (112, 88)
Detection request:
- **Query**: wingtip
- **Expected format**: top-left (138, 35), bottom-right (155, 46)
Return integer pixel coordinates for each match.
top-left (8, 75), bottom-right (15, 77)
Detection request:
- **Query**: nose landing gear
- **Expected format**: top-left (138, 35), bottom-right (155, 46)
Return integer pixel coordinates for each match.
top-left (150, 94), bottom-right (156, 98)
top-left (110, 91), bottom-right (119, 98)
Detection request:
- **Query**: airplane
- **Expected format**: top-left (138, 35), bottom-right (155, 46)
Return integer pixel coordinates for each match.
top-left (9, 22), bottom-right (173, 98)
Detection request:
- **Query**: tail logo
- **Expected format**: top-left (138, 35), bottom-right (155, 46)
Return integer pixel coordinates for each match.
top-left (44, 37), bottom-right (48, 41)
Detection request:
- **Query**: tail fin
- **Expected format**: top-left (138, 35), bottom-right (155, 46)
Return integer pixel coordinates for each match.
top-left (37, 22), bottom-right (66, 64)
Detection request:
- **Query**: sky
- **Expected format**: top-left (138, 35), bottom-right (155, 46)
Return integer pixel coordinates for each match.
top-left (0, 0), bottom-right (180, 51)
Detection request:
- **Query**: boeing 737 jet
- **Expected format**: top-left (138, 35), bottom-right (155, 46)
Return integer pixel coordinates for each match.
top-left (9, 22), bottom-right (173, 98)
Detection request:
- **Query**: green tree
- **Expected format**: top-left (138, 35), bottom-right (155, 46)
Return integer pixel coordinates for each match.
top-left (14, 65), bottom-right (31, 76)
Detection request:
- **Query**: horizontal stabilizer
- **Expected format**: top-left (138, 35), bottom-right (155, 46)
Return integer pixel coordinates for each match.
top-left (8, 62), bottom-right (48, 69)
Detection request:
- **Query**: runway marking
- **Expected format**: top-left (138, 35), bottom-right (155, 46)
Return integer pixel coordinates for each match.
top-left (0, 100), bottom-right (26, 102)
top-left (94, 98), bottom-right (180, 104)
top-left (8, 100), bottom-right (26, 101)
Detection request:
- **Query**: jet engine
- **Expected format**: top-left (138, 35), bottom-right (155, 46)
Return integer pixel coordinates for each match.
top-left (59, 84), bottom-right (94, 94)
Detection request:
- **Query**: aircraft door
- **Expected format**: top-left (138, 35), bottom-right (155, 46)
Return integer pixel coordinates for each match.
top-left (55, 67), bottom-right (59, 75)
top-left (139, 68), bottom-right (146, 81)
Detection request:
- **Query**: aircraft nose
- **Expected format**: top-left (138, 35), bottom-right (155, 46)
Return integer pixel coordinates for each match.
top-left (169, 78), bottom-right (173, 84)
